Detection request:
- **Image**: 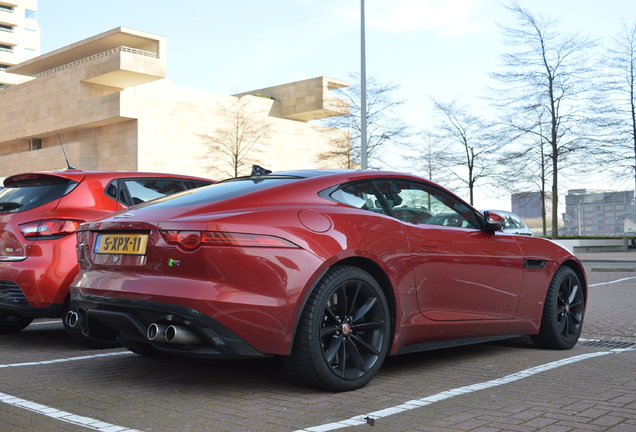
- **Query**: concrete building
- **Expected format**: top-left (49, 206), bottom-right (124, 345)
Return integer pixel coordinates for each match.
top-left (511, 191), bottom-right (552, 220)
top-left (0, 26), bottom-right (349, 180)
top-left (0, 0), bottom-right (39, 86)
top-left (562, 189), bottom-right (635, 236)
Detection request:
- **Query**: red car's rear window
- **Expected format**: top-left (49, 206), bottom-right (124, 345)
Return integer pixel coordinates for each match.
top-left (0, 177), bottom-right (78, 213)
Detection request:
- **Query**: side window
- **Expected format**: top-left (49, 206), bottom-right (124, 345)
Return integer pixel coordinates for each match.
top-left (106, 178), bottom-right (196, 206)
top-left (508, 214), bottom-right (525, 229)
top-left (374, 180), bottom-right (479, 228)
top-left (329, 181), bottom-right (390, 215)
top-left (122, 179), bottom-right (187, 204)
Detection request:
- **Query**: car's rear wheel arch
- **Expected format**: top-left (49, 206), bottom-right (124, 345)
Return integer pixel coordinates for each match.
top-left (284, 261), bottom-right (394, 390)
top-left (336, 257), bottom-right (396, 322)
top-left (289, 256), bottom-right (397, 353)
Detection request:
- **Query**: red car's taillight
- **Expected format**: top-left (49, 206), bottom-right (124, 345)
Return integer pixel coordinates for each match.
top-left (19, 219), bottom-right (82, 240)
top-left (160, 231), bottom-right (298, 251)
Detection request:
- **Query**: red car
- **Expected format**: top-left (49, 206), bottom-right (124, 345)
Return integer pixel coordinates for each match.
top-left (69, 169), bottom-right (586, 390)
top-left (0, 170), bottom-right (213, 346)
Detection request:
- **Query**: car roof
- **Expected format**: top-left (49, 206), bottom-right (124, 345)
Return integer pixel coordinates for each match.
top-left (230, 169), bottom-right (426, 183)
top-left (3, 170), bottom-right (213, 187)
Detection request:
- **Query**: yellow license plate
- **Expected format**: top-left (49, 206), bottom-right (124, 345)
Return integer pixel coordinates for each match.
top-left (94, 233), bottom-right (149, 255)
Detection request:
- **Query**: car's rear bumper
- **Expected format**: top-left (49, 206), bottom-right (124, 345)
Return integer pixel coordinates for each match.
top-left (70, 293), bottom-right (268, 359)
top-left (0, 280), bottom-right (64, 318)
top-left (0, 235), bottom-right (79, 308)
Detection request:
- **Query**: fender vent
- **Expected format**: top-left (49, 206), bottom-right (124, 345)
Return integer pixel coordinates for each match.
top-left (524, 259), bottom-right (547, 269)
top-left (578, 339), bottom-right (635, 349)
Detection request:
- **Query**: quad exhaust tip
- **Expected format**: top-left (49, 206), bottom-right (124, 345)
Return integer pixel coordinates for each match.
top-left (147, 323), bottom-right (168, 343)
top-left (65, 310), bottom-right (85, 330)
top-left (147, 323), bottom-right (201, 345)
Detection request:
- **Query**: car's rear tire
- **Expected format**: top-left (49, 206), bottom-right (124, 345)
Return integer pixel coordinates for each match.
top-left (62, 301), bottom-right (120, 349)
top-left (531, 266), bottom-right (585, 350)
top-left (0, 314), bottom-right (33, 334)
top-left (283, 265), bottom-right (391, 392)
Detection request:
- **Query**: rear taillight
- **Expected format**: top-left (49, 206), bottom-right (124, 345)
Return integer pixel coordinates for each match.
top-left (160, 230), bottom-right (298, 251)
top-left (19, 219), bottom-right (82, 240)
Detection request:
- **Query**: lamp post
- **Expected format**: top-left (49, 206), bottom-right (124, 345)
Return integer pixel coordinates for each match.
top-left (360, 0), bottom-right (367, 170)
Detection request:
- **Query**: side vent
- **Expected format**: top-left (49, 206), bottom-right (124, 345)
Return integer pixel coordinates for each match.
top-left (524, 259), bottom-right (547, 269)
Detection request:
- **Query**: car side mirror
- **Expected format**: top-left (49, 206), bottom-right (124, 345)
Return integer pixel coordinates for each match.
top-left (483, 210), bottom-right (504, 233)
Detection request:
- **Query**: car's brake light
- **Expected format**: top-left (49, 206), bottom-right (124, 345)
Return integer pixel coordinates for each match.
top-left (160, 230), bottom-right (298, 251)
top-left (19, 219), bottom-right (82, 240)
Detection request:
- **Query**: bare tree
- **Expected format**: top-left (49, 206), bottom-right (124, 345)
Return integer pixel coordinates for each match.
top-left (490, 2), bottom-right (597, 238)
top-left (316, 125), bottom-right (355, 169)
top-left (602, 22), bottom-right (636, 195)
top-left (319, 73), bottom-right (410, 168)
top-left (430, 98), bottom-right (502, 205)
top-left (201, 96), bottom-right (272, 178)
top-left (414, 130), bottom-right (450, 184)
top-left (495, 108), bottom-right (552, 235)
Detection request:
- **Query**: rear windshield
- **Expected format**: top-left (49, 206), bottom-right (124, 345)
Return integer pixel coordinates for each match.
top-left (0, 178), bottom-right (77, 213)
top-left (136, 176), bottom-right (299, 210)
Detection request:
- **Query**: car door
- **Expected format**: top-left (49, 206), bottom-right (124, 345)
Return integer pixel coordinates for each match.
top-left (373, 179), bottom-right (525, 320)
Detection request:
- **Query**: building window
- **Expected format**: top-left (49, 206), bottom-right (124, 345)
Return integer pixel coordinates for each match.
top-left (0, 23), bottom-right (12, 32)
top-left (25, 9), bottom-right (36, 19)
top-left (29, 138), bottom-right (42, 151)
top-left (0, 43), bottom-right (12, 53)
top-left (0, 63), bottom-right (9, 70)
top-left (0, 4), bottom-right (13, 13)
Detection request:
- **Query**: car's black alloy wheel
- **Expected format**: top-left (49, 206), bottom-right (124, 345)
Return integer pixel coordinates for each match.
top-left (531, 266), bottom-right (585, 350)
top-left (284, 265), bottom-right (391, 391)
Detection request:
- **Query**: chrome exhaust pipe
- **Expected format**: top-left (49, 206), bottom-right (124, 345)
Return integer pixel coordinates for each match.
top-left (65, 310), bottom-right (85, 329)
top-left (147, 323), bottom-right (168, 343)
top-left (165, 325), bottom-right (200, 345)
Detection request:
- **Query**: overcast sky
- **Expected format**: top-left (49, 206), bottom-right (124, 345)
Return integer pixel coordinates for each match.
top-left (36, 0), bottom-right (636, 209)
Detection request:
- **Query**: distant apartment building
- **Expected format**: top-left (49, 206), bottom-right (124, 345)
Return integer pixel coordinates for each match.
top-left (511, 191), bottom-right (552, 220)
top-left (0, 0), bottom-right (39, 86)
top-left (562, 189), bottom-right (635, 236)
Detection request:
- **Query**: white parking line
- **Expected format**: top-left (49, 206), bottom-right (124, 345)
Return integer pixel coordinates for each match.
top-left (589, 276), bottom-right (636, 287)
top-left (0, 351), bottom-right (139, 431)
top-left (0, 351), bottom-right (132, 369)
top-left (29, 320), bottom-right (62, 326)
top-left (0, 392), bottom-right (142, 432)
top-left (293, 348), bottom-right (635, 432)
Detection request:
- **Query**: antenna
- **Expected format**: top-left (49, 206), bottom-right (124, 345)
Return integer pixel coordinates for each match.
top-left (57, 133), bottom-right (76, 170)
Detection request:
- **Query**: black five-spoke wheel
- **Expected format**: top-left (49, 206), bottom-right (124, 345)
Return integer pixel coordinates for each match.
top-left (284, 265), bottom-right (391, 391)
top-left (531, 266), bottom-right (585, 350)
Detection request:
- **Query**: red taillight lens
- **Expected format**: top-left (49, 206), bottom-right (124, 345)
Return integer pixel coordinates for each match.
top-left (161, 231), bottom-right (202, 251)
top-left (160, 230), bottom-right (297, 251)
top-left (19, 219), bottom-right (82, 240)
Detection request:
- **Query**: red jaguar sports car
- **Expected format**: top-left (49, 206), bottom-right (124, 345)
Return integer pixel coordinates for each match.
top-left (0, 170), bottom-right (213, 346)
top-left (69, 169), bottom-right (586, 391)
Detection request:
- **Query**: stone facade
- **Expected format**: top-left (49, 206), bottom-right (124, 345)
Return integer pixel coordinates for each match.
top-left (0, 27), bottom-right (349, 180)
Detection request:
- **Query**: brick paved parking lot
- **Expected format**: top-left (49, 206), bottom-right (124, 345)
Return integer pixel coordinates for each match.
top-left (1, 256), bottom-right (635, 432)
